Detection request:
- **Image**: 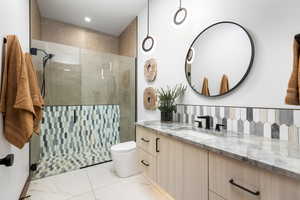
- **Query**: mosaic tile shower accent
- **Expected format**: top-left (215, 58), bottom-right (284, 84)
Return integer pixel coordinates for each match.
top-left (32, 105), bottom-right (120, 179)
top-left (175, 104), bottom-right (300, 144)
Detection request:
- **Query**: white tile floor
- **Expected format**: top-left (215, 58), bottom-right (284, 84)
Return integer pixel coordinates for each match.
top-left (27, 162), bottom-right (170, 200)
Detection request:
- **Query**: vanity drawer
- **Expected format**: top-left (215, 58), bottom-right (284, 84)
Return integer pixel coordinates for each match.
top-left (138, 148), bottom-right (157, 182)
top-left (209, 152), bottom-right (261, 200)
top-left (136, 126), bottom-right (158, 155)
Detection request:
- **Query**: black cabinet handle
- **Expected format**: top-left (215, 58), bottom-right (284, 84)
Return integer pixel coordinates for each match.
top-left (229, 179), bottom-right (260, 196)
top-left (216, 124), bottom-right (225, 131)
top-left (0, 154), bottom-right (14, 167)
top-left (141, 138), bottom-right (150, 143)
top-left (74, 110), bottom-right (77, 123)
top-left (141, 160), bottom-right (150, 167)
top-left (156, 138), bottom-right (160, 152)
top-left (194, 120), bottom-right (202, 128)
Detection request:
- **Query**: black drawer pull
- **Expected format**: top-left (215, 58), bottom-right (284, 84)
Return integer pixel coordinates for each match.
top-left (156, 138), bottom-right (160, 152)
top-left (229, 179), bottom-right (260, 196)
top-left (141, 160), bottom-right (150, 167)
top-left (141, 138), bottom-right (150, 143)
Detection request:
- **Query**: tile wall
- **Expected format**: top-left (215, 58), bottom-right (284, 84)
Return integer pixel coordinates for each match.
top-left (175, 104), bottom-right (300, 144)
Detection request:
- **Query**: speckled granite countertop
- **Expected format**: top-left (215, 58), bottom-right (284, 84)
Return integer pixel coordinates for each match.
top-left (136, 120), bottom-right (300, 180)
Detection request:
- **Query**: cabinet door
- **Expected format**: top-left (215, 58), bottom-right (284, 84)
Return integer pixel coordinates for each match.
top-left (167, 138), bottom-right (184, 200)
top-left (157, 134), bottom-right (184, 200)
top-left (209, 191), bottom-right (225, 200)
top-left (156, 134), bottom-right (170, 191)
top-left (183, 143), bottom-right (209, 200)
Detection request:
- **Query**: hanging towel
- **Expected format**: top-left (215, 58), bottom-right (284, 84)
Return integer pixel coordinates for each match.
top-left (220, 74), bottom-right (230, 95)
top-left (25, 53), bottom-right (44, 134)
top-left (0, 35), bottom-right (42, 148)
top-left (201, 77), bottom-right (210, 96)
top-left (285, 38), bottom-right (300, 105)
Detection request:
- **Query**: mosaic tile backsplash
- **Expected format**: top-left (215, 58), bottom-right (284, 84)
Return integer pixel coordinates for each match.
top-left (33, 105), bottom-right (120, 179)
top-left (175, 104), bottom-right (300, 144)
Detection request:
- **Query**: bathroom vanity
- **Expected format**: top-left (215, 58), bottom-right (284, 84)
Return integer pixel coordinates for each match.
top-left (136, 121), bottom-right (300, 200)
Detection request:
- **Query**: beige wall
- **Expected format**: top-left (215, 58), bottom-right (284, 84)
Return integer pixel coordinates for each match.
top-left (41, 18), bottom-right (119, 54)
top-left (31, 0), bottom-right (41, 40)
top-left (118, 18), bottom-right (137, 57)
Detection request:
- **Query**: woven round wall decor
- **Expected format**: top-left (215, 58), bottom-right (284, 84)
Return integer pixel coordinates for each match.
top-left (144, 58), bottom-right (157, 81)
top-left (143, 87), bottom-right (157, 110)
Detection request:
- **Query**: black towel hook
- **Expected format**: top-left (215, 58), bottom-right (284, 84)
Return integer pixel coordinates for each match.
top-left (3, 37), bottom-right (7, 44)
top-left (295, 34), bottom-right (300, 43)
top-left (0, 154), bottom-right (14, 167)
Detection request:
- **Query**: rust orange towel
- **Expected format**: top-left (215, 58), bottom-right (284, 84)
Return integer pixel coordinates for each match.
top-left (220, 74), bottom-right (229, 95)
top-left (0, 35), bottom-right (43, 148)
top-left (25, 53), bottom-right (44, 133)
top-left (201, 77), bottom-right (210, 96)
top-left (285, 38), bottom-right (300, 105)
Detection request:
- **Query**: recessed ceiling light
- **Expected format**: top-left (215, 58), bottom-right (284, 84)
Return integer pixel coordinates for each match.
top-left (84, 17), bottom-right (91, 23)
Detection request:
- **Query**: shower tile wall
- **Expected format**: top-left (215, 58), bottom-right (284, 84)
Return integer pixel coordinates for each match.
top-left (33, 105), bottom-right (120, 179)
top-left (175, 104), bottom-right (300, 144)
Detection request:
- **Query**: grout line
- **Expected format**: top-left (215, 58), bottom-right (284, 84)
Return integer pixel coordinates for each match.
top-left (177, 103), bottom-right (300, 111)
top-left (85, 168), bottom-right (97, 200)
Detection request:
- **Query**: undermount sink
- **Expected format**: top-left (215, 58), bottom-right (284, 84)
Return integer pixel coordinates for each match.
top-left (170, 126), bottom-right (216, 140)
top-left (170, 125), bottom-right (237, 139)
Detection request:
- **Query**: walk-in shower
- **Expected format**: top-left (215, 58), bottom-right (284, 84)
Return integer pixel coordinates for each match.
top-left (30, 40), bottom-right (136, 179)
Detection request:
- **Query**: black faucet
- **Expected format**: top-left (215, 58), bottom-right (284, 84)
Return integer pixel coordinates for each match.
top-left (197, 115), bottom-right (211, 130)
top-left (215, 124), bottom-right (225, 132)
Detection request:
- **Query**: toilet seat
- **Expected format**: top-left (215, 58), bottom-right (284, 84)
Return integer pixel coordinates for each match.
top-left (111, 141), bottom-right (136, 153)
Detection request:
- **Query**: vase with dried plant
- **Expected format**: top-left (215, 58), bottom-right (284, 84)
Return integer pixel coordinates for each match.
top-left (157, 84), bottom-right (186, 122)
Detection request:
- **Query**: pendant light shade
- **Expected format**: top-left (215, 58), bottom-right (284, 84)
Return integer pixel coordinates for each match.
top-left (142, 0), bottom-right (154, 52)
top-left (174, 0), bottom-right (187, 25)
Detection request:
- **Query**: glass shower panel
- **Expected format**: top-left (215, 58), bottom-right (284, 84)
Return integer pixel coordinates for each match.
top-left (80, 49), bottom-right (119, 105)
top-left (44, 42), bottom-right (81, 105)
top-left (118, 56), bottom-right (136, 142)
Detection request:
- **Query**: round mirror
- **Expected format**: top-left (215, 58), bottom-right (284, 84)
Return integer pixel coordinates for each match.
top-left (185, 21), bottom-right (254, 97)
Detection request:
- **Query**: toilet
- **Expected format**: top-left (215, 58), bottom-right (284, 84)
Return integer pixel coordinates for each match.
top-left (111, 141), bottom-right (140, 178)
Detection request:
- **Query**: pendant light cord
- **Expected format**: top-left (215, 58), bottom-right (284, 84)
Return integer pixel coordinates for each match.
top-left (147, 0), bottom-right (150, 36)
top-left (179, 0), bottom-right (182, 9)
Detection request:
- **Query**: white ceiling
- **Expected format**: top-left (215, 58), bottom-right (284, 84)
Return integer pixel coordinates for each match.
top-left (37, 0), bottom-right (147, 36)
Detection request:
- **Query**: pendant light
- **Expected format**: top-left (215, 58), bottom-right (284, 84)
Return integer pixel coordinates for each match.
top-left (142, 0), bottom-right (154, 52)
top-left (174, 0), bottom-right (187, 25)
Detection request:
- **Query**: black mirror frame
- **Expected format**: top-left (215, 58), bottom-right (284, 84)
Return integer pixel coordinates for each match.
top-left (185, 21), bottom-right (255, 97)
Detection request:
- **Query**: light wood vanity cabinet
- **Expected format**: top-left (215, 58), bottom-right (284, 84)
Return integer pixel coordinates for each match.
top-left (209, 152), bottom-right (300, 200)
top-left (136, 126), bottom-right (209, 200)
top-left (136, 126), bottom-right (300, 200)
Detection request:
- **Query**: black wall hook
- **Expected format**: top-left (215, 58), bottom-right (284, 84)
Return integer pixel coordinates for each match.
top-left (3, 37), bottom-right (7, 44)
top-left (295, 34), bottom-right (300, 43)
top-left (0, 154), bottom-right (14, 167)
